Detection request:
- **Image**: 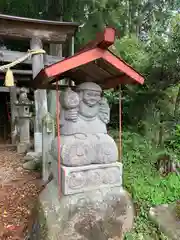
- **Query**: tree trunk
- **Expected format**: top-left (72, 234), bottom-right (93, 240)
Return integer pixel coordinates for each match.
top-left (174, 85), bottom-right (180, 122)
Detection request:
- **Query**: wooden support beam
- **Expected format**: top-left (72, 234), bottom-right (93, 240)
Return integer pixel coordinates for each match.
top-left (103, 51), bottom-right (144, 85)
top-left (0, 86), bottom-right (10, 92)
top-left (0, 14), bottom-right (79, 43)
top-left (9, 86), bottom-right (18, 144)
top-left (0, 69), bottom-right (32, 75)
top-left (0, 75), bottom-right (31, 81)
top-left (78, 28), bottom-right (116, 53)
top-left (18, 80), bottom-right (70, 90)
top-left (34, 48), bottom-right (104, 87)
top-left (0, 49), bottom-right (63, 66)
top-left (48, 42), bottom-right (63, 117)
top-left (30, 37), bottom-right (48, 153)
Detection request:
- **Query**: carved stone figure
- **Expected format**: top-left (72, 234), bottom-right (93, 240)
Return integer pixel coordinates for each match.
top-left (51, 82), bottom-right (118, 166)
top-left (18, 87), bottom-right (31, 105)
top-left (59, 82), bottom-right (108, 135)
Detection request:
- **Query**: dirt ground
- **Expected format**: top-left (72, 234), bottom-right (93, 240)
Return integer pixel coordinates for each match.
top-left (0, 149), bottom-right (42, 240)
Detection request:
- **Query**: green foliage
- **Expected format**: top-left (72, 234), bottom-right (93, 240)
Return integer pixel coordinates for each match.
top-left (109, 129), bottom-right (180, 239)
top-left (103, 90), bottom-right (119, 106)
top-left (112, 36), bottom-right (149, 74)
top-left (0, 1), bottom-right (180, 238)
top-left (165, 124), bottom-right (180, 153)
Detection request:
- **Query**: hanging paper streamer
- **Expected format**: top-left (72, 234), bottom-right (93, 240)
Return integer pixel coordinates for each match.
top-left (4, 69), bottom-right (15, 87)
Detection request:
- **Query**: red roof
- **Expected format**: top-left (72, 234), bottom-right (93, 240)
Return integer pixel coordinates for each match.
top-left (33, 28), bottom-right (144, 89)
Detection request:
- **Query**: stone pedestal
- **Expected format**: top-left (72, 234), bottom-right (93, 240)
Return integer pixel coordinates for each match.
top-left (52, 162), bottom-right (122, 195)
top-left (31, 160), bottom-right (134, 240)
top-left (33, 82), bottom-right (134, 239)
top-left (17, 142), bottom-right (29, 154)
top-left (31, 183), bottom-right (134, 240)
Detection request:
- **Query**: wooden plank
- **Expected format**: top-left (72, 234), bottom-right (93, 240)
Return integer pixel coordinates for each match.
top-left (34, 48), bottom-right (104, 86)
top-left (77, 62), bottom-right (111, 80)
top-left (103, 51), bottom-right (144, 84)
top-left (0, 86), bottom-right (10, 92)
top-left (30, 37), bottom-right (48, 142)
top-left (0, 49), bottom-right (63, 65)
top-left (0, 69), bottom-right (32, 75)
top-left (78, 28), bottom-right (116, 53)
top-left (96, 59), bottom-right (120, 75)
top-left (0, 14), bottom-right (79, 27)
top-left (0, 144), bottom-right (16, 149)
top-left (19, 81), bottom-right (71, 90)
top-left (9, 86), bottom-right (18, 144)
top-left (49, 42), bottom-right (63, 117)
top-left (0, 14), bottom-right (79, 43)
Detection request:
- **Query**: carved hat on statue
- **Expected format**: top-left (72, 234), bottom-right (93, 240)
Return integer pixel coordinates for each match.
top-left (76, 82), bottom-right (102, 107)
top-left (76, 82), bottom-right (102, 93)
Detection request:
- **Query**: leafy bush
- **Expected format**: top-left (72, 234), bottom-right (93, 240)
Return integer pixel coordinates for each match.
top-left (109, 129), bottom-right (180, 239)
top-left (165, 124), bottom-right (180, 153)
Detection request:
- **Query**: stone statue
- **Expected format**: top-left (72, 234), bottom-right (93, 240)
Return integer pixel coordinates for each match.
top-left (40, 82), bottom-right (133, 240)
top-left (18, 87), bottom-right (31, 105)
top-left (51, 82), bottom-right (118, 166)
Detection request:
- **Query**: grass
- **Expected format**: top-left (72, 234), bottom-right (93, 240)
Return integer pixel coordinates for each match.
top-left (109, 129), bottom-right (180, 240)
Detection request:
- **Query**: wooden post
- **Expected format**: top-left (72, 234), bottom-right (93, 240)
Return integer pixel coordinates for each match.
top-left (48, 43), bottom-right (63, 117)
top-left (119, 86), bottom-right (122, 161)
top-left (42, 113), bottom-right (55, 181)
top-left (9, 86), bottom-right (18, 144)
top-left (30, 37), bottom-right (48, 153)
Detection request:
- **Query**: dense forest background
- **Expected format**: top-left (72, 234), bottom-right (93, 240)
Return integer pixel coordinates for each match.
top-left (0, 1), bottom-right (180, 239)
top-left (0, 0), bottom-right (180, 135)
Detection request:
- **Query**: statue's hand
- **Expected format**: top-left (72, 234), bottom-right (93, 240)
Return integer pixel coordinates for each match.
top-left (99, 98), bottom-right (110, 124)
top-left (65, 109), bottom-right (78, 122)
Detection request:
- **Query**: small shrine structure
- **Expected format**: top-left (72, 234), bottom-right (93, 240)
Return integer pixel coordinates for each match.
top-left (0, 14), bottom-right (78, 152)
top-left (26, 27), bottom-right (145, 239)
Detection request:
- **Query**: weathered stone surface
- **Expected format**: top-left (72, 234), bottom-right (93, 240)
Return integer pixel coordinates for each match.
top-left (22, 151), bottom-right (42, 170)
top-left (23, 158), bottom-right (42, 171)
top-left (42, 113), bottom-right (55, 181)
top-left (59, 163), bottom-right (122, 195)
top-left (30, 184), bottom-right (134, 240)
top-left (51, 134), bottom-right (118, 167)
top-left (50, 82), bottom-right (118, 166)
top-left (39, 82), bottom-right (129, 239)
top-left (149, 203), bottom-right (180, 240)
top-left (23, 155), bottom-right (35, 162)
top-left (17, 142), bottom-right (29, 154)
top-left (26, 151), bottom-right (42, 159)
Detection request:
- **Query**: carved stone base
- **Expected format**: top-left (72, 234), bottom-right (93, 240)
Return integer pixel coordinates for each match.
top-left (51, 162), bottom-right (122, 195)
top-left (29, 183), bottom-right (134, 240)
top-left (34, 132), bottom-right (42, 153)
top-left (17, 142), bottom-right (29, 153)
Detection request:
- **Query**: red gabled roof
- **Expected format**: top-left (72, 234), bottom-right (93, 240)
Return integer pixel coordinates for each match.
top-left (33, 27), bottom-right (144, 89)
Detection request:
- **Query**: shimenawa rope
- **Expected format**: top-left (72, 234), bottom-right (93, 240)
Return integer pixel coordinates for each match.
top-left (0, 49), bottom-right (46, 86)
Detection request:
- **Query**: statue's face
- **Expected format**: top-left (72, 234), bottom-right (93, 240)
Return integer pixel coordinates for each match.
top-left (83, 90), bottom-right (101, 107)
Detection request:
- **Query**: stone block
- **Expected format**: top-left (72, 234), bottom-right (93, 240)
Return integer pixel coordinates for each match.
top-left (61, 162), bottom-right (122, 195)
top-left (34, 132), bottom-right (42, 153)
top-left (17, 142), bottom-right (28, 153)
top-left (29, 183), bottom-right (134, 240)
